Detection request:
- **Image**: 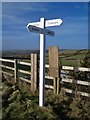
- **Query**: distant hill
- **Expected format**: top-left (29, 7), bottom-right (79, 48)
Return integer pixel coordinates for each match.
top-left (2, 50), bottom-right (40, 59)
top-left (2, 49), bottom-right (89, 60)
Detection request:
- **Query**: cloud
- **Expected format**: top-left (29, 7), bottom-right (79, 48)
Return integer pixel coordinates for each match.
top-left (53, 16), bottom-right (88, 36)
top-left (65, 16), bottom-right (88, 21)
top-left (2, 2), bottom-right (48, 13)
top-left (2, 2), bottom-right (48, 26)
top-left (20, 3), bottom-right (48, 12)
top-left (75, 2), bottom-right (88, 10)
top-left (3, 14), bottom-right (26, 26)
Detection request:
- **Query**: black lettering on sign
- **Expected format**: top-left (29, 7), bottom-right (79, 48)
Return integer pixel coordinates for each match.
top-left (47, 31), bottom-right (52, 35)
top-left (48, 31), bottom-right (52, 35)
top-left (49, 21), bottom-right (58, 24)
top-left (32, 27), bottom-right (40, 32)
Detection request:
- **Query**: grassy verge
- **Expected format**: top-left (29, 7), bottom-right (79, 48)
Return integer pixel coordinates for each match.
top-left (2, 78), bottom-right (90, 120)
top-left (0, 109), bottom-right (2, 120)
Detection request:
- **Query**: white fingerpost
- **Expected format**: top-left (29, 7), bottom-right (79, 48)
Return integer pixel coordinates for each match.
top-left (39, 17), bottom-right (45, 106)
top-left (26, 17), bottom-right (63, 107)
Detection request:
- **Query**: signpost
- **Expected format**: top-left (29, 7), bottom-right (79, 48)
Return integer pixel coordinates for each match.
top-left (27, 17), bottom-right (63, 107)
top-left (27, 25), bottom-right (55, 36)
top-left (27, 18), bottom-right (63, 28)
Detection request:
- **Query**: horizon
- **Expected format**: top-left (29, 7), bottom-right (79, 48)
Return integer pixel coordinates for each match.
top-left (2, 48), bottom-right (89, 51)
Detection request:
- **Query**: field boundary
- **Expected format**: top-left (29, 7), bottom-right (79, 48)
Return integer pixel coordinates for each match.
top-left (0, 57), bottom-right (90, 97)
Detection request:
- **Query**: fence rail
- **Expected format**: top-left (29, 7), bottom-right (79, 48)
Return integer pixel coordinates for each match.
top-left (0, 57), bottom-right (55, 92)
top-left (0, 56), bottom-right (90, 97)
top-left (0, 58), bottom-right (15, 63)
top-left (62, 88), bottom-right (90, 97)
top-left (1, 65), bottom-right (15, 71)
top-left (18, 61), bottom-right (31, 66)
top-left (62, 78), bottom-right (90, 86)
top-left (62, 66), bottom-right (90, 72)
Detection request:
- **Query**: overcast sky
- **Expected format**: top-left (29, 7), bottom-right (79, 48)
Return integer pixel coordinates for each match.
top-left (2, 2), bottom-right (88, 50)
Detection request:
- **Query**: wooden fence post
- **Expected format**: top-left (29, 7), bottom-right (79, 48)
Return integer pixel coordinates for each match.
top-left (14, 59), bottom-right (18, 83)
top-left (57, 78), bottom-right (60, 95)
top-left (49, 46), bottom-right (59, 94)
top-left (53, 77), bottom-right (57, 94)
top-left (31, 53), bottom-right (38, 92)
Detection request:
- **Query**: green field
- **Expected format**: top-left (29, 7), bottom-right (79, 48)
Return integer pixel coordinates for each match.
top-left (2, 49), bottom-right (89, 67)
top-left (59, 49), bottom-right (89, 66)
top-left (46, 49), bottom-right (89, 66)
top-left (13, 49), bottom-right (88, 66)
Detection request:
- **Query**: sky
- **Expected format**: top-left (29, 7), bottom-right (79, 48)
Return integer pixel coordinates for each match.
top-left (2, 0), bottom-right (90, 2)
top-left (2, 2), bottom-right (88, 50)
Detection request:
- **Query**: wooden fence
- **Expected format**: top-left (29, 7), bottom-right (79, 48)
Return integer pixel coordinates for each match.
top-left (0, 56), bottom-right (55, 93)
top-left (0, 46), bottom-right (90, 97)
top-left (61, 66), bottom-right (90, 97)
top-left (0, 56), bottom-right (90, 97)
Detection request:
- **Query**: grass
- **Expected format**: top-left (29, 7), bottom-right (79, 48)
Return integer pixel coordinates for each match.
top-left (0, 86), bottom-right (2, 119)
top-left (60, 59), bottom-right (78, 66)
top-left (45, 49), bottom-right (88, 66)
top-left (0, 109), bottom-right (2, 119)
top-left (2, 78), bottom-right (90, 120)
top-left (59, 49), bottom-right (88, 66)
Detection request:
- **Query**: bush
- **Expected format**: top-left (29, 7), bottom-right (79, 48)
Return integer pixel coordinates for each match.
top-left (2, 79), bottom-right (90, 120)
